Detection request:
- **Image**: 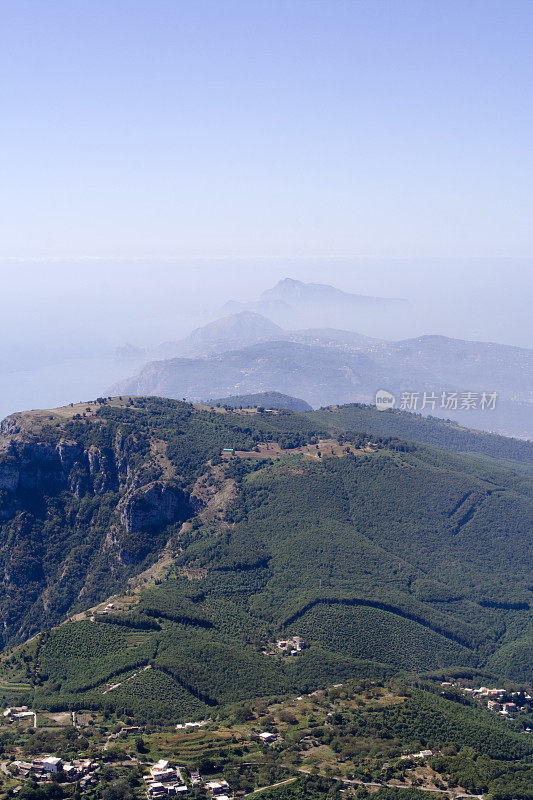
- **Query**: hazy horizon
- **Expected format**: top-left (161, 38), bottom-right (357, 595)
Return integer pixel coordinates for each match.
top-left (1, 256), bottom-right (531, 421)
top-left (1, 1), bottom-right (531, 421)
top-left (2, 256), bottom-right (532, 351)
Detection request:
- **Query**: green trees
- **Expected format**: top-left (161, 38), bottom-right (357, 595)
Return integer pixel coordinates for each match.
top-left (312, 403), bottom-right (533, 464)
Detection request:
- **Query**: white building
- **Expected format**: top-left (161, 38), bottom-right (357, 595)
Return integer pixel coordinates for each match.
top-left (205, 780), bottom-right (230, 796)
top-left (42, 757), bottom-right (63, 773)
top-left (258, 731), bottom-right (277, 743)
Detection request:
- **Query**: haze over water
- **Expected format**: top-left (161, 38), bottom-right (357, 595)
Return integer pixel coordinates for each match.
top-left (0, 256), bottom-right (531, 421)
top-left (1, 1), bottom-right (532, 419)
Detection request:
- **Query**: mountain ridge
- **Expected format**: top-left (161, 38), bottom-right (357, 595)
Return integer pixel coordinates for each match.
top-left (112, 335), bottom-right (533, 439)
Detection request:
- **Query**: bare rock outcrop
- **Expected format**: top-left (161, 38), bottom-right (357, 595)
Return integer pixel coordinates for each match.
top-left (120, 481), bottom-right (192, 534)
top-left (0, 455), bottom-right (19, 493)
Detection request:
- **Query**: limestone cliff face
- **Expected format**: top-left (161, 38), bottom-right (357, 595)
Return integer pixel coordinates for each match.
top-left (120, 481), bottom-right (192, 535)
top-left (0, 428), bottom-right (190, 530)
top-left (0, 456), bottom-right (17, 519)
top-left (0, 456), bottom-right (19, 492)
top-left (0, 414), bottom-right (196, 645)
top-left (0, 437), bottom-right (122, 515)
top-left (87, 444), bottom-right (119, 494)
top-left (57, 438), bottom-right (84, 474)
top-left (10, 441), bottom-right (62, 492)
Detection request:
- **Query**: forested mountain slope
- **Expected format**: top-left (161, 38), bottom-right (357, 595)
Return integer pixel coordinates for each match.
top-left (311, 404), bottom-right (533, 464)
top-left (0, 397), bottom-right (531, 723)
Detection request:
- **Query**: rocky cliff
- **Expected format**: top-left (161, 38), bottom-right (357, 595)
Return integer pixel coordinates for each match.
top-left (0, 403), bottom-right (197, 646)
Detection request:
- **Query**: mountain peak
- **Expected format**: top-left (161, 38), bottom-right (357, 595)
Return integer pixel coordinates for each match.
top-left (190, 310), bottom-right (282, 338)
top-left (221, 278), bottom-right (407, 331)
top-left (157, 311), bottom-right (284, 359)
top-left (260, 277), bottom-right (406, 306)
top-left (260, 277), bottom-right (342, 302)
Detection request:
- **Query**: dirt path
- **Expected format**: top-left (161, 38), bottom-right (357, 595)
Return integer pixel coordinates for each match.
top-left (102, 664), bottom-right (151, 695)
top-left (342, 777), bottom-right (483, 799)
top-left (245, 777), bottom-right (298, 796)
top-left (297, 768), bottom-right (483, 799)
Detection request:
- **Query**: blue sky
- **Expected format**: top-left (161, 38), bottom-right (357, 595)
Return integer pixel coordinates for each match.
top-left (1, 0), bottom-right (532, 260)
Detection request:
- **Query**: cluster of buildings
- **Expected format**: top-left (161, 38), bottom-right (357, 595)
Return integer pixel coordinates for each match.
top-left (2, 706), bottom-right (35, 724)
top-left (400, 749), bottom-right (434, 761)
top-left (8, 751), bottom-right (238, 798)
top-left (461, 685), bottom-right (531, 716)
top-left (440, 681), bottom-right (532, 725)
top-left (144, 762), bottom-right (233, 798)
top-left (175, 718), bottom-right (210, 730)
top-left (262, 635), bottom-right (306, 657)
top-left (144, 760), bottom-right (188, 797)
top-left (9, 756), bottom-right (98, 788)
top-left (275, 636), bottom-right (305, 655)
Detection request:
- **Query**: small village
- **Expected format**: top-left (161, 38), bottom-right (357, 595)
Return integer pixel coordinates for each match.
top-left (5, 752), bottom-right (238, 798)
top-left (0, 717), bottom-right (441, 800)
top-left (8, 755), bottom-right (99, 791)
top-left (0, 704), bottom-right (286, 799)
top-left (1, 671), bottom-right (532, 800)
top-left (446, 683), bottom-right (533, 721)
